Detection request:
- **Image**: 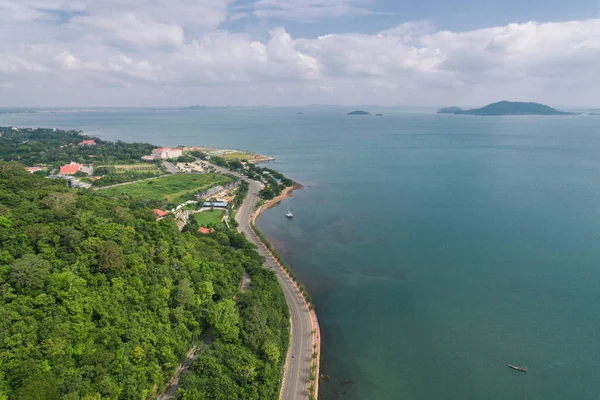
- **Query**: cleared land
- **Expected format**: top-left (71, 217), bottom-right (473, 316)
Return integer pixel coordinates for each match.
top-left (100, 173), bottom-right (233, 205)
top-left (194, 209), bottom-right (226, 227)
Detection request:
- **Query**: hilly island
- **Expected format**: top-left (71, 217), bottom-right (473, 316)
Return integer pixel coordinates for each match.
top-left (347, 110), bottom-right (370, 115)
top-left (438, 101), bottom-right (576, 116)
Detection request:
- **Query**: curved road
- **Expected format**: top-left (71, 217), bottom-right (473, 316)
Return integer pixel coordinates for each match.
top-left (211, 164), bottom-right (312, 400)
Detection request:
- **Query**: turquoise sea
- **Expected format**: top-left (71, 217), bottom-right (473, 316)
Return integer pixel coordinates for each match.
top-left (2, 108), bottom-right (600, 399)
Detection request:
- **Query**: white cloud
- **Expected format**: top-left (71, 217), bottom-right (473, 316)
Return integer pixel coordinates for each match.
top-left (0, 54), bottom-right (47, 72)
top-left (171, 28), bottom-right (320, 85)
top-left (297, 31), bottom-right (444, 77)
top-left (76, 13), bottom-right (185, 48)
top-left (1, 3), bottom-right (600, 107)
top-left (379, 21), bottom-right (436, 43)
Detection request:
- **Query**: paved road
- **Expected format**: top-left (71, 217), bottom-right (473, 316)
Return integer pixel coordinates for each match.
top-left (210, 164), bottom-right (312, 400)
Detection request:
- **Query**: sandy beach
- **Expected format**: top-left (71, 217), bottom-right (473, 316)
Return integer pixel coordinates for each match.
top-left (261, 182), bottom-right (304, 212)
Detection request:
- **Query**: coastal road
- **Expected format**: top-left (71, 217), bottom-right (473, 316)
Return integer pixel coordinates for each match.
top-left (209, 163), bottom-right (313, 400)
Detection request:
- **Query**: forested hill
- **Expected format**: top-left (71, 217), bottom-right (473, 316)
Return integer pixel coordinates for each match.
top-left (0, 127), bottom-right (157, 166)
top-left (0, 163), bottom-right (289, 399)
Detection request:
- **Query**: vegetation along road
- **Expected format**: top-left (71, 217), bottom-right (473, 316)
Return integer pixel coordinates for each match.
top-left (210, 164), bottom-right (314, 400)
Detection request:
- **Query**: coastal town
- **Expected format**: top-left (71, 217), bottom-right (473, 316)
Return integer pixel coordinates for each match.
top-left (0, 125), bottom-right (320, 400)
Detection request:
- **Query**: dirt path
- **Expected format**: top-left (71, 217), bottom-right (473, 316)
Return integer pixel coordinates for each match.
top-left (156, 345), bottom-right (197, 400)
top-left (240, 272), bottom-right (251, 293)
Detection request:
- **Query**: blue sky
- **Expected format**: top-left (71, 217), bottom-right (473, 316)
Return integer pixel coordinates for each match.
top-left (1, 0), bottom-right (599, 106)
top-left (224, 0), bottom-right (600, 38)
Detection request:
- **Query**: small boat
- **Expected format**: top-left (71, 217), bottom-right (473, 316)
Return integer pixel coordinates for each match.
top-left (508, 364), bottom-right (527, 373)
top-left (286, 211), bottom-right (293, 219)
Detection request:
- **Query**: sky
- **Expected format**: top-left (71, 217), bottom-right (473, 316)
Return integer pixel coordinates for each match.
top-left (0, 0), bottom-right (599, 107)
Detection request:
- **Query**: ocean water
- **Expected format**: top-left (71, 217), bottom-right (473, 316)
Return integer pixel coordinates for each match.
top-left (2, 108), bottom-right (600, 399)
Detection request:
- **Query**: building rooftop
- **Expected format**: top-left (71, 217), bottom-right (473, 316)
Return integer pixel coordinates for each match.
top-left (59, 162), bottom-right (81, 175)
top-left (153, 209), bottom-right (168, 218)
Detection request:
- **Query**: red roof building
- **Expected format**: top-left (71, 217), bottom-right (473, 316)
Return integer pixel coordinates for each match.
top-left (59, 162), bottom-right (82, 175)
top-left (25, 167), bottom-right (41, 173)
top-left (79, 139), bottom-right (96, 146)
top-left (153, 209), bottom-right (168, 218)
top-left (199, 227), bottom-right (215, 234)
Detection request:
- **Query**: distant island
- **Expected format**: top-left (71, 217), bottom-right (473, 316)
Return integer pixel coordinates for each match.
top-left (375, 113), bottom-right (383, 116)
top-left (437, 106), bottom-right (464, 114)
top-left (347, 110), bottom-right (370, 115)
top-left (437, 101), bottom-right (576, 116)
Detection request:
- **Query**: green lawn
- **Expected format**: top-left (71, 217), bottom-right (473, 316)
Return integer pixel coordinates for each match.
top-left (100, 173), bottom-right (233, 205)
top-left (112, 164), bottom-right (161, 173)
top-left (194, 209), bottom-right (226, 227)
top-left (221, 152), bottom-right (250, 161)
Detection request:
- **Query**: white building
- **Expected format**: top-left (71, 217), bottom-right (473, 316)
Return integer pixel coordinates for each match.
top-left (151, 148), bottom-right (183, 159)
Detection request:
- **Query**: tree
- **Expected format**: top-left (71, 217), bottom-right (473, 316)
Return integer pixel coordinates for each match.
top-left (209, 300), bottom-right (240, 342)
top-left (97, 240), bottom-right (125, 272)
top-left (0, 157), bottom-right (290, 400)
top-left (176, 278), bottom-right (196, 308)
top-left (7, 254), bottom-right (51, 294)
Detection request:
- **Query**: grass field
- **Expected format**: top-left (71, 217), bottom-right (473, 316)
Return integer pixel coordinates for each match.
top-left (194, 209), bottom-right (226, 227)
top-left (100, 173), bottom-right (233, 205)
top-left (220, 152), bottom-right (250, 161)
top-left (109, 164), bottom-right (161, 174)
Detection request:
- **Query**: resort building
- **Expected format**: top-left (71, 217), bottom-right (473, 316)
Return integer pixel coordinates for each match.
top-left (59, 162), bottom-right (82, 175)
top-left (25, 167), bottom-right (42, 173)
top-left (153, 209), bottom-right (168, 219)
top-left (151, 148), bottom-right (183, 159)
top-left (78, 140), bottom-right (96, 146)
top-left (198, 227), bottom-right (215, 234)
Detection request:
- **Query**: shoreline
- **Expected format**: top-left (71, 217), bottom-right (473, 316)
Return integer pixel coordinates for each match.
top-left (251, 181), bottom-right (321, 400)
top-left (260, 182), bottom-right (304, 212)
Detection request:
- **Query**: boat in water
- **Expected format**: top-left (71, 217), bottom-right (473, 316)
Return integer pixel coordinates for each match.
top-left (286, 211), bottom-right (293, 219)
top-left (508, 364), bottom-right (527, 373)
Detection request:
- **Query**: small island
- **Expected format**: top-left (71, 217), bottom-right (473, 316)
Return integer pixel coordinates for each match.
top-left (437, 106), bottom-right (464, 114)
top-left (347, 110), bottom-right (370, 116)
top-left (375, 113), bottom-right (383, 116)
top-left (438, 101), bottom-right (576, 116)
